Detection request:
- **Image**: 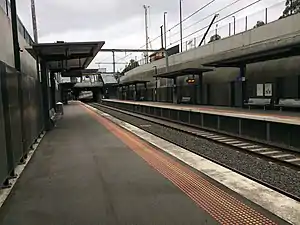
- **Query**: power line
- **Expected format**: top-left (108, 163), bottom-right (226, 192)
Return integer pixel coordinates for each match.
top-left (168, 0), bottom-right (217, 32)
top-left (168, 0), bottom-right (245, 40)
top-left (168, 0), bottom-right (263, 47)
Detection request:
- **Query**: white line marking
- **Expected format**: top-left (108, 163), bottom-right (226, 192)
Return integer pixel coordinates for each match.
top-left (0, 132), bottom-right (46, 208)
top-left (202, 134), bottom-right (217, 137)
top-left (208, 135), bottom-right (222, 139)
top-left (211, 137), bottom-right (227, 140)
top-left (233, 143), bottom-right (251, 147)
top-left (261, 151), bottom-right (281, 155)
top-left (272, 154), bottom-right (293, 159)
top-left (216, 138), bottom-right (235, 142)
top-left (285, 158), bottom-right (300, 162)
top-left (225, 141), bottom-right (242, 144)
top-left (86, 104), bottom-right (300, 225)
top-left (241, 145), bottom-right (262, 149)
top-left (250, 148), bottom-right (270, 152)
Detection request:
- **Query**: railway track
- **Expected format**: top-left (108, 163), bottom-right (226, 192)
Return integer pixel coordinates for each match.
top-left (87, 102), bottom-right (300, 201)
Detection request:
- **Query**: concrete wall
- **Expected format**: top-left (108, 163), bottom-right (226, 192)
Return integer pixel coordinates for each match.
top-left (0, 6), bottom-right (37, 77)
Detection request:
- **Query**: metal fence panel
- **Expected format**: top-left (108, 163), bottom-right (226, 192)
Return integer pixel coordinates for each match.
top-left (0, 63), bottom-right (8, 185)
top-left (5, 65), bottom-right (23, 164)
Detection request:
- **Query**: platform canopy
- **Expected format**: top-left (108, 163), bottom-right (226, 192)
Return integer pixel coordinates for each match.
top-left (61, 69), bottom-right (99, 77)
top-left (203, 40), bottom-right (300, 67)
top-left (153, 68), bottom-right (213, 79)
top-left (119, 80), bottom-right (150, 86)
top-left (26, 41), bottom-right (105, 72)
top-left (100, 74), bottom-right (118, 85)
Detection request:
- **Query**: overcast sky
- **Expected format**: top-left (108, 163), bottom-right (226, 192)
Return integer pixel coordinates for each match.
top-left (16, 0), bottom-right (285, 72)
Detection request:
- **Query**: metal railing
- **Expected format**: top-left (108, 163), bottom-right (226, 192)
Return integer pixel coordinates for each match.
top-left (0, 0), bottom-right (34, 45)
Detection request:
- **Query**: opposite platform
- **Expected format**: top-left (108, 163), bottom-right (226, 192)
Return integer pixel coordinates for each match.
top-left (102, 99), bottom-right (300, 125)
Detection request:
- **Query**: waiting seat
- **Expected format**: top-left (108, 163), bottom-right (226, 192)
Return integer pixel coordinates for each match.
top-left (275, 98), bottom-right (300, 111)
top-left (245, 98), bottom-right (272, 110)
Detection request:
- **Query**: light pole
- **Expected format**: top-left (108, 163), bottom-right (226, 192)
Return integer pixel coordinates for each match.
top-left (143, 5), bottom-right (149, 63)
top-left (164, 12), bottom-right (167, 49)
top-left (232, 16), bottom-right (236, 35)
top-left (179, 0), bottom-right (183, 52)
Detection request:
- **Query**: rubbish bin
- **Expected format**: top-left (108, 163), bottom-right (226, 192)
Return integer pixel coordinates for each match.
top-left (56, 102), bottom-right (64, 115)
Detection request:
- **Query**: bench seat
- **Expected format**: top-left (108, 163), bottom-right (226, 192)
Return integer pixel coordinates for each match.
top-left (245, 98), bottom-right (271, 110)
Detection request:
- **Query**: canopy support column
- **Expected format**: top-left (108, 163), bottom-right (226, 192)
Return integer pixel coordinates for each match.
top-left (41, 60), bottom-right (51, 131)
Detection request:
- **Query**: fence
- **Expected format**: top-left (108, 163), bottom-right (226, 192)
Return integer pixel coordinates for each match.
top-left (189, 1), bottom-right (286, 50)
top-left (0, 0), bottom-right (34, 45)
top-left (0, 61), bottom-right (43, 187)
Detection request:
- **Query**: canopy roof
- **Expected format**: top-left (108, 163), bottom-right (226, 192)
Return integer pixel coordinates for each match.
top-left (154, 68), bottom-right (213, 78)
top-left (26, 41), bottom-right (105, 72)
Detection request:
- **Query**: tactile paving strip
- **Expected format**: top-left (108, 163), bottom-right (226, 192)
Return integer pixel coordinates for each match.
top-left (84, 105), bottom-right (279, 225)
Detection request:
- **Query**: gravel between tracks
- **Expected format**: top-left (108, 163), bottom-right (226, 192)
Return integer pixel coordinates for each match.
top-left (94, 105), bottom-right (300, 198)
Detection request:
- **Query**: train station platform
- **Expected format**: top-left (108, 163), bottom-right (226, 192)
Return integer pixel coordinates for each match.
top-left (102, 99), bottom-right (300, 151)
top-left (0, 102), bottom-right (295, 225)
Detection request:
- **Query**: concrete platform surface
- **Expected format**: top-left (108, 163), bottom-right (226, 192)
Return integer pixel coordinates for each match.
top-left (0, 103), bottom-right (290, 225)
top-left (0, 103), bottom-right (218, 225)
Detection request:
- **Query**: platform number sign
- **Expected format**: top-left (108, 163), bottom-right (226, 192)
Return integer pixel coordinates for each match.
top-left (264, 83), bottom-right (272, 97)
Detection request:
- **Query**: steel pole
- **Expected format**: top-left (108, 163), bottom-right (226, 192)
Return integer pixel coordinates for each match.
top-left (179, 0), bottom-right (183, 52)
top-left (160, 25), bottom-right (164, 49)
top-left (233, 16), bottom-right (236, 35)
top-left (143, 5), bottom-right (149, 63)
top-left (112, 51), bottom-right (116, 74)
top-left (164, 12), bottom-right (169, 73)
top-left (31, 0), bottom-right (38, 43)
top-left (10, 0), bottom-right (21, 71)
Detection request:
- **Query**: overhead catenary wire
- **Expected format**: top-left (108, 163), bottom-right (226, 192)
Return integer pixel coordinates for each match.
top-left (167, 0), bottom-right (245, 40)
top-left (168, 0), bottom-right (217, 32)
top-left (167, 0), bottom-right (263, 47)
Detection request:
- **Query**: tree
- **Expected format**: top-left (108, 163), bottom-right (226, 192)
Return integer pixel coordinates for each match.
top-left (253, 21), bottom-right (265, 28)
top-left (208, 34), bottom-right (221, 43)
top-left (282, 0), bottom-right (300, 17)
top-left (122, 59), bottom-right (139, 73)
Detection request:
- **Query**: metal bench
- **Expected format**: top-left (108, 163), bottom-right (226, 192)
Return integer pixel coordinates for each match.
top-left (275, 98), bottom-right (300, 111)
top-left (245, 98), bottom-right (271, 110)
top-left (180, 96), bottom-right (192, 104)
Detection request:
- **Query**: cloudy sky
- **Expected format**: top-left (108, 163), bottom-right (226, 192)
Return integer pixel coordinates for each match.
top-left (16, 0), bottom-right (285, 72)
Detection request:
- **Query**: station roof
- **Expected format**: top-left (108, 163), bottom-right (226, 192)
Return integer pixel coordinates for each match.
top-left (26, 41), bottom-right (105, 72)
top-left (203, 41), bottom-right (300, 67)
top-left (100, 74), bottom-right (118, 85)
top-left (119, 80), bottom-right (150, 86)
top-left (154, 68), bottom-right (213, 79)
top-left (61, 69), bottom-right (99, 77)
